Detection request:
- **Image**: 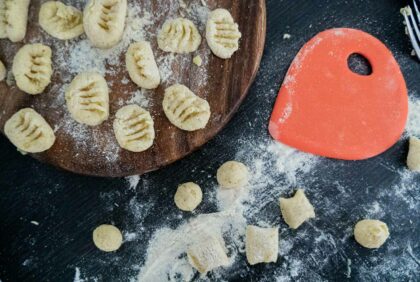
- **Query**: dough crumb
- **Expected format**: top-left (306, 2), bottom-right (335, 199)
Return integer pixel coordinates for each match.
top-left (93, 224), bottom-right (123, 252)
top-left (283, 33), bottom-right (291, 39)
top-left (217, 161), bottom-right (249, 189)
top-left (354, 219), bottom-right (389, 249)
top-left (193, 55), bottom-right (203, 66)
top-left (407, 136), bottom-right (420, 171)
top-left (174, 182), bottom-right (203, 211)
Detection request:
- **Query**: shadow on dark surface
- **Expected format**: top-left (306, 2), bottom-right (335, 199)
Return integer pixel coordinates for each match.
top-left (1, 0), bottom-right (419, 281)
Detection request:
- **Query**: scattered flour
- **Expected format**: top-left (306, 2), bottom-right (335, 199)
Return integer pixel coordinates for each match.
top-left (126, 175), bottom-right (141, 190)
top-left (137, 138), bottom-right (319, 281)
top-left (58, 4), bottom-right (152, 77)
top-left (73, 267), bottom-right (84, 282)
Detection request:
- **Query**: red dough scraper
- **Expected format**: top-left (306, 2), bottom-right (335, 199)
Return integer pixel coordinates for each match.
top-left (269, 28), bottom-right (408, 160)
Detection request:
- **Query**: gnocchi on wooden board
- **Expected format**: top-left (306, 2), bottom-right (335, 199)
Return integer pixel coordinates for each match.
top-left (65, 72), bottom-right (110, 126)
top-left (4, 108), bottom-right (56, 153)
top-left (12, 44), bottom-right (53, 95)
top-left (39, 1), bottom-right (84, 40)
top-left (0, 0), bottom-right (30, 42)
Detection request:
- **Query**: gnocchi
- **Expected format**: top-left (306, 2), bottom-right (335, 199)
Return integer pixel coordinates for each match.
top-left (126, 41), bottom-right (160, 89)
top-left (206, 9), bottom-right (242, 59)
top-left (187, 237), bottom-right (229, 274)
top-left (0, 59), bottom-right (6, 81)
top-left (113, 104), bottom-right (155, 152)
top-left (279, 189), bottom-right (315, 229)
top-left (65, 72), bottom-right (109, 126)
top-left (217, 161), bottom-right (249, 189)
top-left (93, 224), bottom-right (123, 252)
top-left (83, 0), bottom-right (127, 49)
top-left (4, 108), bottom-right (56, 153)
top-left (354, 219), bottom-right (389, 249)
top-left (39, 1), bottom-right (84, 40)
top-left (0, 0), bottom-right (30, 42)
top-left (12, 44), bottom-right (53, 95)
top-left (158, 18), bottom-right (201, 53)
top-left (174, 182), bottom-right (202, 211)
top-left (407, 136), bottom-right (420, 171)
top-left (163, 84), bottom-right (210, 131)
top-left (246, 225), bottom-right (279, 265)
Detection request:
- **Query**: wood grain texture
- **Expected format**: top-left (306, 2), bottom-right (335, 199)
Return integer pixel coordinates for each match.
top-left (0, 0), bottom-right (266, 177)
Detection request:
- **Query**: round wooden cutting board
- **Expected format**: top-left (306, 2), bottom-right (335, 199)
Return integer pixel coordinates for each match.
top-left (0, 0), bottom-right (266, 177)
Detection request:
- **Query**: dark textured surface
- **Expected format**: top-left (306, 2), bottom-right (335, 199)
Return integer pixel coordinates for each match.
top-left (1, 0), bottom-right (419, 281)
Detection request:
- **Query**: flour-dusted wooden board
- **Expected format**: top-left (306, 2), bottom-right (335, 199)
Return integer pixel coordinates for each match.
top-left (0, 0), bottom-right (266, 177)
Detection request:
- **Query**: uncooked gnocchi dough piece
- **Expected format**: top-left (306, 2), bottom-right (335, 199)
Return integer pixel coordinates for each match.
top-left (217, 161), bottom-right (249, 189)
top-left (206, 8), bottom-right (242, 59)
top-left (246, 225), bottom-right (279, 265)
top-left (83, 0), bottom-right (127, 49)
top-left (193, 55), bottom-right (202, 66)
top-left (4, 108), bottom-right (56, 153)
top-left (187, 237), bottom-right (229, 274)
top-left (279, 189), bottom-right (315, 229)
top-left (158, 18), bottom-right (201, 53)
top-left (354, 219), bottom-right (389, 249)
top-left (0, 60), bottom-right (6, 81)
top-left (174, 182), bottom-right (202, 211)
top-left (163, 84), bottom-right (210, 131)
top-left (126, 41), bottom-right (160, 89)
top-left (113, 104), bottom-right (155, 152)
top-left (65, 72), bottom-right (109, 126)
top-left (39, 1), bottom-right (84, 40)
top-left (12, 44), bottom-right (53, 95)
top-left (92, 224), bottom-right (123, 252)
top-left (0, 0), bottom-right (30, 42)
top-left (407, 136), bottom-right (420, 171)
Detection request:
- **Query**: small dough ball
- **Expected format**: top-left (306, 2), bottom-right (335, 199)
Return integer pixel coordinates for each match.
top-left (174, 182), bottom-right (203, 211)
top-left (217, 161), bottom-right (249, 189)
top-left (279, 189), bottom-right (315, 229)
top-left (0, 60), bottom-right (6, 81)
top-left (354, 219), bottom-right (389, 249)
top-left (92, 224), bottom-right (123, 252)
top-left (407, 136), bottom-right (420, 171)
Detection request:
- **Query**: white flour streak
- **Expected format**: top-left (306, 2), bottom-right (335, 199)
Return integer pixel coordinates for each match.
top-left (73, 267), bottom-right (84, 282)
top-left (138, 138), bottom-right (319, 281)
top-left (137, 208), bottom-right (246, 281)
top-left (126, 175), bottom-right (141, 190)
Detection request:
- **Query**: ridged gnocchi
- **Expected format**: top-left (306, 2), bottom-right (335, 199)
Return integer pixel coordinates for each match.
top-left (12, 44), bottom-right (53, 95)
top-left (126, 41), bottom-right (160, 90)
top-left (158, 18), bottom-right (201, 53)
top-left (187, 237), bottom-right (229, 274)
top-left (83, 0), bottom-right (127, 49)
top-left (206, 9), bottom-right (242, 59)
top-left (163, 84), bottom-right (211, 131)
top-left (65, 72), bottom-right (109, 126)
top-left (4, 108), bottom-right (56, 153)
top-left (0, 0), bottom-right (30, 42)
top-left (39, 1), bottom-right (84, 40)
top-left (113, 104), bottom-right (155, 152)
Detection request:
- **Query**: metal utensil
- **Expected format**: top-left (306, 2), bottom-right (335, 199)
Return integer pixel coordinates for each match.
top-left (401, 2), bottom-right (420, 60)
